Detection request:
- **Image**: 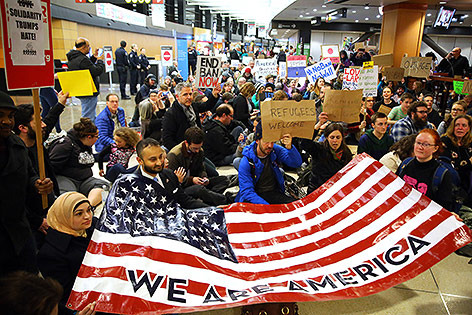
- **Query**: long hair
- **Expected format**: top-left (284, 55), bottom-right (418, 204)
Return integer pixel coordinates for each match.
top-left (322, 123), bottom-right (352, 162)
top-left (445, 114), bottom-right (472, 147)
top-left (114, 127), bottom-right (140, 148)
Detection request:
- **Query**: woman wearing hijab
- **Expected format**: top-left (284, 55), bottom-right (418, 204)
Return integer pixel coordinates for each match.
top-left (37, 192), bottom-right (96, 315)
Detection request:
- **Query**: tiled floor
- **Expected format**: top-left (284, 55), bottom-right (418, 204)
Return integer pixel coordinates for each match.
top-left (57, 85), bottom-right (472, 315)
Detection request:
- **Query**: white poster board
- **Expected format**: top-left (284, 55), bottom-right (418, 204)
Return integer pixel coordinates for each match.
top-left (195, 56), bottom-right (222, 89)
top-left (358, 65), bottom-right (378, 97)
top-left (342, 68), bottom-right (360, 90)
top-left (304, 59), bottom-right (337, 84)
top-left (254, 58), bottom-right (277, 79)
top-left (279, 62), bottom-right (287, 78)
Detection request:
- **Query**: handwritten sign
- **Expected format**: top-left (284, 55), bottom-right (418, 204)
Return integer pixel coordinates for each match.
top-left (253, 58), bottom-right (278, 79)
top-left (260, 100), bottom-right (317, 142)
top-left (372, 53), bottom-right (394, 67)
top-left (383, 67), bottom-right (405, 81)
top-left (287, 55), bottom-right (306, 78)
top-left (321, 45), bottom-right (340, 64)
top-left (358, 66), bottom-right (378, 97)
top-left (377, 105), bottom-right (392, 116)
top-left (323, 89), bottom-right (363, 123)
top-left (242, 56), bottom-right (253, 66)
top-left (195, 56), bottom-right (222, 89)
top-left (400, 57), bottom-right (432, 78)
top-left (305, 59), bottom-right (336, 84)
top-left (279, 62), bottom-right (287, 78)
top-left (230, 59), bottom-right (239, 68)
top-left (462, 80), bottom-right (472, 94)
top-left (363, 61), bottom-right (374, 69)
top-left (453, 81), bottom-right (466, 95)
top-left (342, 68), bottom-right (360, 90)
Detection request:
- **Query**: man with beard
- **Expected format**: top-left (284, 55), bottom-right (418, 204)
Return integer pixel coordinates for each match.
top-left (391, 101), bottom-right (435, 143)
top-left (235, 123), bottom-right (302, 205)
top-left (13, 92), bottom-right (69, 234)
top-left (0, 91), bottom-right (53, 275)
top-left (134, 138), bottom-right (207, 209)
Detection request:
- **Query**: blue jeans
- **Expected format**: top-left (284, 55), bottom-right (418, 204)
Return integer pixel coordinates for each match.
top-left (78, 96), bottom-right (98, 122)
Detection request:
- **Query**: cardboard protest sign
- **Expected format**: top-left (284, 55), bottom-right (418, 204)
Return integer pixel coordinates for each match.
top-left (321, 45), bottom-right (340, 64)
top-left (195, 56), bottom-right (222, 89)
top-left (342, 68), bottom-right (360, 90)
top-left (372, 53), bottom-right (394, 67)
top-left (57, 70), bottom-right (97, 97)
top-left (462, 80), bottom-right (472, 94)
top-left (260, 100), bottom-right (317, 142)
top-left (324, 89), bottom-right (363, 123)
top-left (305, 59), bottom-right (337, 83)
top-left (253, 58), bottom-right (278, 79)
top-left (383, 67), bottom-right (405, 81)
top-left (358, 66), bottom-right (378, 97)
top-left (354, 43), bottom-right (365, 51)
top-left (287, 55), bottom-right (306, 78)
top-left (377, 105), bottom-right (392, 116)
top-left (279, 62), bottom-right (287, 78)
top-left (453, 81), bottom-right (466, 95)
top-left (400, 57), bottom-right (432, 78)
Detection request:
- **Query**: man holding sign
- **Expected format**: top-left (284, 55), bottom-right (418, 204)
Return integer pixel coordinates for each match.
top-left (66, 37), bottom-right (104, 122)
top-left (235, 122), bottom-right (302, 205)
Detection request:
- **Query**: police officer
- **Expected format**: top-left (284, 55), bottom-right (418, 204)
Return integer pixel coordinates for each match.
top-left (129, 44), bottom-right (139, 96)
top-left (138, 47), bottom-right (151, 85)
top-left (115, 40), bottom-right (130, 100)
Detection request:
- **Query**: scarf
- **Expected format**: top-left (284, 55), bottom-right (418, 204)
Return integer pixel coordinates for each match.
top-left (330, 147), bottom-right (344, 161)
top-left (47, 192), bottom-right (90, 237)
top-left (180, 102), bottom-right (197, 127)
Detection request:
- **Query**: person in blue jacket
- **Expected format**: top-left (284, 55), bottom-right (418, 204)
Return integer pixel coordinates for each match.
top-left (95, 93), bottom-right (127, 153)
top-left (235, 122), bottom-right (302, 205)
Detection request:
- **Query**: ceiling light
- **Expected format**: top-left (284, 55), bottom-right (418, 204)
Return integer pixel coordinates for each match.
top-left (428, 20), bottom-right (432, 23)
top-left (460, 21), bottom-right (463, 24)
top-left (464, 15), bottom-right (469, 18)
top-left (365, 17), bottom-right (369, 20)
top-left (439, 1), bottom-right (446, 4)
top-left (364, 4), bottom-right (370, 10)
top-left (322, 4), bottom-right (326, 8)
top-left (352, 10), bottom-right (357, 13)
top-left (378, 7), bottom-right (383, 15)
top-left (299, 14), bottom-right (303, 17)
top-left (305, 12), bottom-right (310, 15)
top-left (427, 13), bottom-right (432, 17)
top-left (313, 8), bottom-right (317, 12)
top-left (376, 15), bottom-right (380, 18)
top-left (355, 19), bottom-right (359, 22)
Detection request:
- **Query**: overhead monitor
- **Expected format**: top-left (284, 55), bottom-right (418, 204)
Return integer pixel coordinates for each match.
top-left (433, 6), bottom-right (456, 29)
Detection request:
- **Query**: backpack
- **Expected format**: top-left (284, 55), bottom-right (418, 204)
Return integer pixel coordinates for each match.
top-left (397, 156), bottom-right (464, 213)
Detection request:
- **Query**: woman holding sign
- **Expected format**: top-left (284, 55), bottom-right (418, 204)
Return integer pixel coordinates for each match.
top-left (301, 112), bottom-right (353, 193)
top-left (373, 86), bottom-right (395, 112)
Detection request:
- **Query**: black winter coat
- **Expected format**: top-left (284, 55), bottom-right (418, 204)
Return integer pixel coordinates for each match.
top-left (232, 94), bottom-right (252, 129)
top-left (66, 50), bottom-right (104, 97)
top-left (203, 119), bottom-right (238, 165)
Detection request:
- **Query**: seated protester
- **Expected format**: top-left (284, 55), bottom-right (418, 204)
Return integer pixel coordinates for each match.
top-left (222, 81), bottom-right (234, 94)
top-left (392, 84), bottom-right (406, 104)
top-left (379, 134), bottom-right (416, 173)
top-left (37, 192), bottom-right (96, 315)
top-left (357, 112), bottom-right (394, 160)
top-left (97, 127), bottom-right (140, 183)
top-left (396, 129), bottom-right (454, 211)
top-left (315, 84), bottom-right (331, 119)
top-left (272, 90), bottom-right (289, 101)
top-left (251, 83), bottom-right (266, 110)
top-left (301, 113), bottom-right (353, 193)
top-left (437, 100), bottom-right (466, 135)
top-left (283, 77), bottom-right (308, 99)
top-left (233, 82), bottom-right (257, 130)
top-left (134, 138), bottom-right (208, 209)
top-left (361, 96), bottom-right (376, 129)
top-left (162, 82), bottom-right (219, 151)
top-left (139, 89), bottom-right (167, 138)
top-left (235, 123), bottom-right (302, 204)
top-left (391, 101), bottom-right (435, 143)
top-left (373, 86), bottom-right (395, 112)
top-left (49, 118), bottom-right (108, 207)
top-left (333, 73), bottom-right (343, 90)
top-left (387, 92), bottom-right (414, 125)
top-left (213, 92), bottom-right (234, 112)
top-left (203, 104), bottom-right (243, 166)
top-left (424, 93), bottom-right (442, 128)
top-left (94, 93), bottom-right (126, 153)
top-left (309, 77), bottom-right (325, 101)
top-left (167, 127), bottom-right (229, 206)
top-left (131, 74), bottom-right (157, 127)
top-left (411, 80), bottom-right (424, 100)
top-left (234, 117), bottom-right (260, 170)
top-left (441, 115), bottom-right (472, 206)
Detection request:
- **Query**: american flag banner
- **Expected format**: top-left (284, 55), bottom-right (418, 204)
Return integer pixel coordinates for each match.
top-left (68, 154), bottom-right (472, 314)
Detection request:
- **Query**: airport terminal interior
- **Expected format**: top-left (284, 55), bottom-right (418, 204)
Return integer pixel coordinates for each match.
top-left (1, 0), bottom-right (472, 314)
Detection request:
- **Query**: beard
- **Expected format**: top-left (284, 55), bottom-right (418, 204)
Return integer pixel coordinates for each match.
top-left (142, 163), bottom-right (162, 176)
top-left (413, 116), bottom-right (427, 129)
top-left (27, 126), bottom-right (46, 141)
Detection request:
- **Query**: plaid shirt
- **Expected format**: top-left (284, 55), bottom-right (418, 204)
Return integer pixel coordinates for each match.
top-left (391, 116), bottom-right (434, 142)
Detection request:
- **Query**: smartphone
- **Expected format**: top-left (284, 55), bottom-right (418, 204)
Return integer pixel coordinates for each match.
top-left (97, 48), bottom-right (104, 57)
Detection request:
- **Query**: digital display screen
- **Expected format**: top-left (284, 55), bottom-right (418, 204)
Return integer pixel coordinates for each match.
top-left (433, 7), bottom-right (456, 29)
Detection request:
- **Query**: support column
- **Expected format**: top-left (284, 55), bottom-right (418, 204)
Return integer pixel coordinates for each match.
top-left (379, 2), bottom-right (427, 67)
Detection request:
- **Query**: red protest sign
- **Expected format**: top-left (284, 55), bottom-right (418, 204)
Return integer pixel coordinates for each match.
top-left (1, 0), bottom-right (54, 90)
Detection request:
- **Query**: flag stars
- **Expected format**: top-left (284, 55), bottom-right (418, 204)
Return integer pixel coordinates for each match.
top-left (132, 186), bottom-right (139, 193)
top-left (150, 196), bottom-right (157, 204)
top-left (145, 184), bottom-right (153, 193)
top-left (160, 196), bottom-right (167, 203)
top-left (211, 222), bottom-right (219, 230)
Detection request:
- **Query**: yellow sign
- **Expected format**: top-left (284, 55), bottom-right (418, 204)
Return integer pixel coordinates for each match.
top-left (363, 61), bottom-right (374, 69)
top-left (57, 70), bottom-right (97, 97)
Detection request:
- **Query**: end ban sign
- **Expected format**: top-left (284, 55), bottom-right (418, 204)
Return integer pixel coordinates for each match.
top-left (195, 56), bottom-right (222, 89)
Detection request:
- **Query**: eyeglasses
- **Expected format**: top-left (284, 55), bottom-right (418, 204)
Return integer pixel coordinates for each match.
top-left (415, 141), bottom-right (435, 148)
top-left (416, 110), bottom-right (428, 114)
